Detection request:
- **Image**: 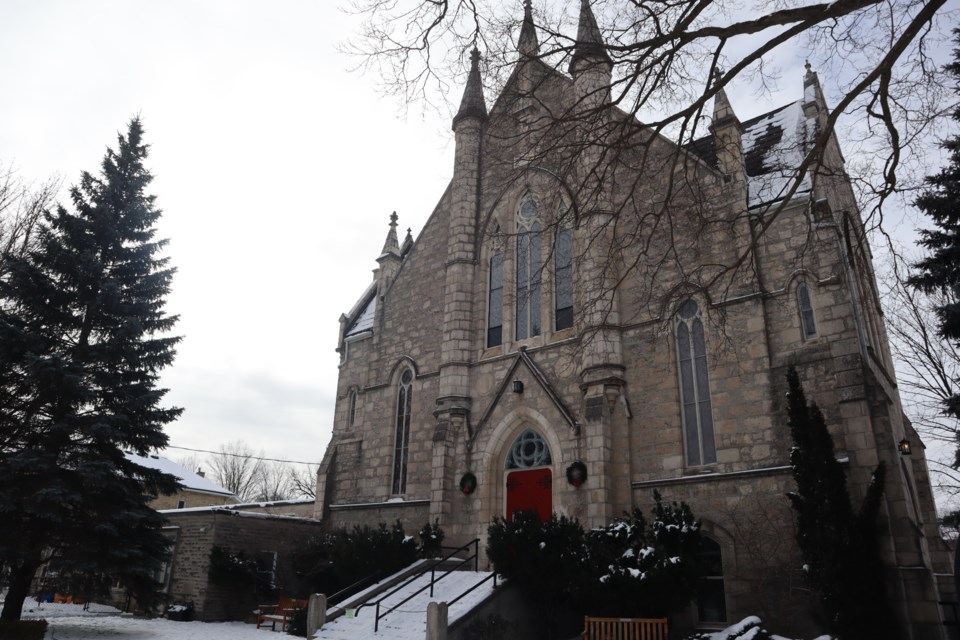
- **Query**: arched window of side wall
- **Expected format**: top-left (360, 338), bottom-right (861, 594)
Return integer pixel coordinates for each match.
top-left (797, 282), bottom-right (818, 340)
top-left (516, 191), bottom-right (542, 341)
top-left (676, 299), bottom-right (717, 466)
top-left (391, 369), bottom-right (413, 494)
top-left (697, 536), bottom-right (727, 623)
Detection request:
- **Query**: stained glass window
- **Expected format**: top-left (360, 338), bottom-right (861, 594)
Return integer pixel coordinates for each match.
top-left (392, 369), bottom-right (413, 494)
top-left (676, 300), bottom-right (716, 466)
top-left (505, 428), bottom-right (552, 469)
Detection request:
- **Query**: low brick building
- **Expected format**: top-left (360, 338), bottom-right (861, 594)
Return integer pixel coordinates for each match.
top-left (158, 503), bottom-right (322, 621)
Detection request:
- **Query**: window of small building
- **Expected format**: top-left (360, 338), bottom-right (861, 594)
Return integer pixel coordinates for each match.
top-left (177, 499), bottom-right (186, 509)
top-left (392, 369), bottom-right (414, 494)
top-left (797, 282), bottom-right (818, 340)
top-left (676, 299), bottom-right (717, 466)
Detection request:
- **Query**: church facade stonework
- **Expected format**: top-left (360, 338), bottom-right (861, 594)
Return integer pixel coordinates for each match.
top-left (314, 3), bottom-right (951, 635)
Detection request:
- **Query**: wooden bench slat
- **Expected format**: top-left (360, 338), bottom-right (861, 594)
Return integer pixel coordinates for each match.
top-left (583, 615), bottom-right (668, 640)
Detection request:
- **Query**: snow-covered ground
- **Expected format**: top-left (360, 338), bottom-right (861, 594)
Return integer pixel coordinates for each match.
top-left (319, 568), bottom-right (496, 639)
top-left (14, 568), bottom-right (497, 640)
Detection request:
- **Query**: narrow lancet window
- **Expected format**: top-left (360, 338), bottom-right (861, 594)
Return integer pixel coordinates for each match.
top-left (392, 369), bottom-right (413, 494)
top-left (676, 300), bottom-right (716, 466)
top-left (488, 249), bottom-right (504, 347)
top-left (555, 226), bottom-right (573, 330)
top-left (798, 283), bottom-right (817, 340)
top-left (516, 192), bottom-right (542, 340)
top-left (348, 390), bottom-right (358, 428)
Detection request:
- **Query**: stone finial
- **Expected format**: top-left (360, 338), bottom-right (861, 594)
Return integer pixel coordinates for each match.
top-left (518, 0), bottom-right (539, 57)
top-left (380, 211), bottom-right (400, 257)
top-left (400, 227), bottom-right (414, 255)
top-left (569, 0), bottom-right (611, 75)
top-left (802, 60), bottom-right (825, 115)
top-left (453, 48), bottom-right (488, 128)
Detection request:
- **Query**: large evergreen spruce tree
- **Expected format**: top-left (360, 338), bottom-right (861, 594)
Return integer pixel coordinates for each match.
top-left (0, 119), bottom-right (181, 621)
top-left (908, 28), bottom-right (960, 450)
top-left (785, 367), bottom-right (896, 640)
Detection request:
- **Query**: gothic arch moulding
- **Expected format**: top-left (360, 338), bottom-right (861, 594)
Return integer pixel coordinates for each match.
top-left (386, 355), bottom-right (420, 384)
top-left (479, 166), bottom-right (580, 242)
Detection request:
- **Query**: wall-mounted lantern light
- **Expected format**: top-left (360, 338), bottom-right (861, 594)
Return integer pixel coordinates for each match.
top-left (898, 438), bottom-right (912, 456)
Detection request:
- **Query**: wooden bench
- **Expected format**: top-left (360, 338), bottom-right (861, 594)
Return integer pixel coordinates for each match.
top-left (583, 616), bottom-right (668, 640)
top-left (256, 596), bottom-right (307, 632)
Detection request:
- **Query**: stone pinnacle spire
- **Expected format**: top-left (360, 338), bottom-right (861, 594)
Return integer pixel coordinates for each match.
top-left (711, 69), bottom-right (739, 126)
top-left (518, 0), bottom-right (539, 57)
top-left (380, 211), bottom-right (400, 257)
top-left (453, 48), bottom-right (488, 128)
top-left (569, 0), bottom-right (610, 75)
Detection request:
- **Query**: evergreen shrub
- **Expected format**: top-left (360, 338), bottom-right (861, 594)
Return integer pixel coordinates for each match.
top-left (419, 519), bottom-right (445, 558)
top-left (293, 521), bottom-right (418, 597)
top-left (486, 493), bottom-right (702, 619)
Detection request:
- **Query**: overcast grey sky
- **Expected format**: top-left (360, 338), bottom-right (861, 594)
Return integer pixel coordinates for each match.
top-left (0, 0), bottom-right (457, 465)
top-left (2, 1), bottom-right (954, 494)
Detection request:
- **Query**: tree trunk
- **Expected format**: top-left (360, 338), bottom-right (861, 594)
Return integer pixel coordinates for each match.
top-left (0, 553), bottom-right (42, 622)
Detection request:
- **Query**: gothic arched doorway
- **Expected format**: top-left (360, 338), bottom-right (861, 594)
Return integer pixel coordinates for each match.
top-left (504, 428), bottom-right (552, 522)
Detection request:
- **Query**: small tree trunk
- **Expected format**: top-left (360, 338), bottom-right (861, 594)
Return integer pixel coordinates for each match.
top-left (0, 553), bottom-right (42, 622)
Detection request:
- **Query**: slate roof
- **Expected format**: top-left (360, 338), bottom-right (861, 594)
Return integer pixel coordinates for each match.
top-left (687, 99), bottom-right (816, 209)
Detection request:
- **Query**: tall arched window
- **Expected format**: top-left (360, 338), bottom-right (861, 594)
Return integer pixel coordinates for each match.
top-left (516, 191), bottom-right (542, 340)
top-left (392, 369), bottom-right (413, 494)
top-left (676, 300), bottom-right (716, 466)
top-left (487, 229), bottom-right (504, 348)
top-left (554, 223), bottom-right (573, 331)
top-left (697, 537), bottom-right (727, 623)
top-left (797, 282), bottom-right (818, 340)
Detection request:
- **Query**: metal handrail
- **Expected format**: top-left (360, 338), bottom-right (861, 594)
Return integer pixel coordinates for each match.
top-left (352, 538), bottom-right (480, 632)
top-left (446, 571), bottom-right (498, 608)
top-left (327, 569), bottom-right (386, 606)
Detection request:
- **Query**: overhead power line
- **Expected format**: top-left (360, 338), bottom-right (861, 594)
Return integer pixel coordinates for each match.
top-left (164, 444), bottom-right (319, 467)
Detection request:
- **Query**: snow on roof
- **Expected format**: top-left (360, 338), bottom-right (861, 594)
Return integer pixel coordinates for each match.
top-left (345, 290), bottom-right (377, 338)
top-left (688, 99), bottom-right (816, 210)
top-left (158, 498), bottom-right (314, 515)
top-left (126, 453), bottom-right (237, 499)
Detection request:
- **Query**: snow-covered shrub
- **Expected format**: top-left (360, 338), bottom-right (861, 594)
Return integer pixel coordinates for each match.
top-left (418, 519), bottom-right (445, 558)
top-left (486, 493), bottom-right (702, 621)
top-left (583, 492), bottom-right (701, 617)
top-left (164, 601), bottom-right (194, 622)
top-left (683, 615), bottom-right (834, 640)
top-left (487, 511), bottom-right (588, 606)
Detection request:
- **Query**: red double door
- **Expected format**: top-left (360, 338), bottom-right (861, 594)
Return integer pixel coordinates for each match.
top-left (505, 468), bottom-right (552, 522)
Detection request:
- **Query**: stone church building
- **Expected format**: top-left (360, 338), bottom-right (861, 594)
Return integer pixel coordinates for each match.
top-left (314, 1), bottom-right (951, 635)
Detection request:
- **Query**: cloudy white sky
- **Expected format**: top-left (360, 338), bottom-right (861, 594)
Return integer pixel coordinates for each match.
top-left (0, 1), bottom-right (459, 466)
top-left (1, 1), bottom-right (955, 494)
